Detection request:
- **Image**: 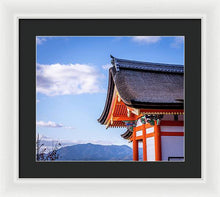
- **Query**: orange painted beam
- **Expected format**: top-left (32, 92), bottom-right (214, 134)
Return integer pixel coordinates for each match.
top-left (127, 106), bottom-right (135, 112)
top-left (135, 131), bottom-right (184, 140)
top-left (132, 129), bottom-right (138, 161)
top-left (105, 91), bottom-right (118, 124)
top-left (136, 134), bottom-right (153, 140)
top-left (133, 125), bottom-right (141, 132)
top-left (133, 127), bottom-right (136, 132)
top-left (134, 123), bottom-right (154, 132)
top-left (115, 101), bottom-right (126, 106)
top-left (146, 133), bottom-right (155, 138)
top-left (136, 136), bottom-right (143, 140)
top-left (154, 121), bottom-right (161, 161)
top-left (136, 131), bottom-right (184, 139)
top-left (113, 117), bottom-right (136, 121)
top-left (133, 140), bottom-right (138, 161)
top-left (161, 132), bottom-right (184, 136)
top-left (145, 123), bottom-right (154, 129)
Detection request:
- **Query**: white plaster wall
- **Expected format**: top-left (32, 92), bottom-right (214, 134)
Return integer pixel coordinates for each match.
top-left (146, 127), bottom-right (154, 134)
top-left (161, 136), bottom-right (184, 161)
top-left (160, 126), bottom-right (184, 132)
top-left (147, 137), bottom-right (155, 161)
top-left (136, 130), bottom-right (142, 137)
top-left (138, 141), bottom-right (143, 161)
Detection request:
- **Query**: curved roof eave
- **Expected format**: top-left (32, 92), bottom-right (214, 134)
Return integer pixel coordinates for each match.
top-left (97, 68), bottom-right (115, 124)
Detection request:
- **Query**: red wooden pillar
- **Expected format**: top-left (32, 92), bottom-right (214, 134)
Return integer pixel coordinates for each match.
top-left (133, 127), bottom-right (139, 161)
top-left (154, 121), bottom-right (161, 161)
top-left (142, 125), bottom-right (147, 161)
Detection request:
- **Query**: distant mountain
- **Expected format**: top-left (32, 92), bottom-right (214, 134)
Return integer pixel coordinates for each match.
top-left (56, 143), bottom-right (134, 161)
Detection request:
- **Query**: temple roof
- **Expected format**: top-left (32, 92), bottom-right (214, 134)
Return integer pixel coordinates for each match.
top-left (98, 56), bottom-right (184, 125)
top-left (121, 129), bottom-right (133, 139)
top-left (112, 55), bottom-right (184, 74)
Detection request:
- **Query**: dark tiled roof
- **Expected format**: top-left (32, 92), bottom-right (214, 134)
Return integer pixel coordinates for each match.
top-left (114, 69), bottom-right (184, 107)
top-left (121, 130), bottom-right (133, 139)
top-left (98, 56), bottom-right (184, 124)
top-left (112, 56), bottom-right (184, 74)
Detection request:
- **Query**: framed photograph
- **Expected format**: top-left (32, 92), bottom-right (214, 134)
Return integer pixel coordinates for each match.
top-left (19, 19), bottom-right (201, 178)
top-left (2, 0), bottom-right (220, 196)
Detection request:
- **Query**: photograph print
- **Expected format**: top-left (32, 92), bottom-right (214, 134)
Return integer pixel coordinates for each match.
top-left (36, 36), bottom-right (184, 162)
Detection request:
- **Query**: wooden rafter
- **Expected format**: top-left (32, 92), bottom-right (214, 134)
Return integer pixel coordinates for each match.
top-left (104, 89), bottom-right (184, 129)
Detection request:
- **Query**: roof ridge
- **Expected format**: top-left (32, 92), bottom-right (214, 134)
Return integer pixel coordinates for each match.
top-left (111, 56), bottom-right (183, 67)
top-left (110, 55), bottom-right (184, 73)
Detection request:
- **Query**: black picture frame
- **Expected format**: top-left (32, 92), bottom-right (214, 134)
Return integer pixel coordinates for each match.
top-left (19, 19), bottom-right (201, 178)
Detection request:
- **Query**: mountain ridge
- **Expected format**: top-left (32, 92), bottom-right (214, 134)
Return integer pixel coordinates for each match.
top-left (56, 143), bottom-right (135, 161)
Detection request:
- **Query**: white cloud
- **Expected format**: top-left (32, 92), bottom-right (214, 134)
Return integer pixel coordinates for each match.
top-left (36, 121), bottom-right (74, 129)
top-left (36, 37), bottom-right (47, 45)
top-left (63, 126), bottom-right (75, 129)
top-left (132, 36), bottom-right (161, 44)
top-left (102, 64), bottom-right (112, 70)
top-left (37, 63), bottom-right (103, 96)
top-left (37, 134), bottom-right (53, 141)
top-left (36, 99), bottom-right (40, 103)
top-left (37, 121), bottom-right (63, 128)
top-left (171, 36), bottom-right (184, 48)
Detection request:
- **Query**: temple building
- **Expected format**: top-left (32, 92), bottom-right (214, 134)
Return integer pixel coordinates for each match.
top-left (98, 56), bottom-right (184, 161)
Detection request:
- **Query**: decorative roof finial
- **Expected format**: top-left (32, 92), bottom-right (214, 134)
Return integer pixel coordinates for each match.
top-left (110, 55), bottom-right (119, 72)
top-left (110, 54), bottom-right (114, 59)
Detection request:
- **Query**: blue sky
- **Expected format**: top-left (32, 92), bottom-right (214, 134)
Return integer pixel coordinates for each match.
top-left (36, 36), bottom-right (184, 148)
